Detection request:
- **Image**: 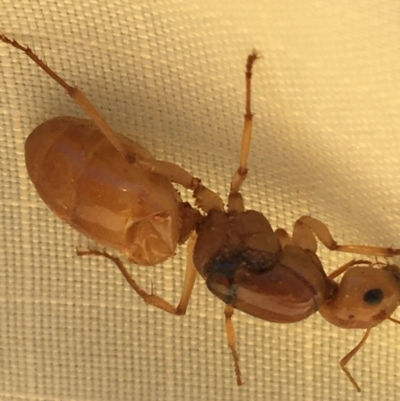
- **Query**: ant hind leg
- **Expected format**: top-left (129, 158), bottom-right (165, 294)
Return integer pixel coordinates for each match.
top-left (77, 234), bottom-right (198, 315)
top-left (228, 50), bottom-right (260, 213)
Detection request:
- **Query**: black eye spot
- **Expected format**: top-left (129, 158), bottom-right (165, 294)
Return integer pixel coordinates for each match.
top-left (363, 288), bottom-right (384, 305)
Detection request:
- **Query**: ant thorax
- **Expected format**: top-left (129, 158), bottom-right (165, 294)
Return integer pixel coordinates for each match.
top-left (194, 209), bottom-right (334, 323)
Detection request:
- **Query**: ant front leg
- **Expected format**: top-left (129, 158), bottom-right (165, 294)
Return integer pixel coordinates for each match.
top-left (77, 234), bottom-right (198, 315)
top-left (327, 259), bottom-right (373, 280)
top-left (293, 216), bottom-right (400, 257)
top-left (340, 328), bottom-right (372, 392)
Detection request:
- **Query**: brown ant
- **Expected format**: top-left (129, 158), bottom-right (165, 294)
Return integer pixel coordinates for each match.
top-left (2, 34), bottom-right (400, 391)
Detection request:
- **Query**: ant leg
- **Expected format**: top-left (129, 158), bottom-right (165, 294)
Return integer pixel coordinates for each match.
top-left (228, 50), bottom-right (260, 213)
top-left (0, 35), bottom-right (128, 160)
top-left (340, 328), bottom-right (371, 392)
top-left (134, 158), bottom-right (225, 213)
top-left (77, 235), bottom-right (198, 315)
top-left (224, 304), bottom-right (243, 386)
top-left (275, 228), bottom-right (292, 248)
top-left (291, 219), bottom-right (318, 253)
top-left (327, 259), bottom-right (373, 280)
top-left (0, 35), bottom-right (224, 214)
top-left (295, 216), bottom-right (400, 257)
top-left (175, 233), bottom-right (198, 314)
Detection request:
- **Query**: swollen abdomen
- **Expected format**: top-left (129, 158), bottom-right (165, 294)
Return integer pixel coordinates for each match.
top-left (25, 117), bottom-right (181, 260)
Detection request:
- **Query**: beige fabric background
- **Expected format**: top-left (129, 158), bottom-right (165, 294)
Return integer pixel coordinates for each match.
top-left (1, 1), bottom-right (400, 400)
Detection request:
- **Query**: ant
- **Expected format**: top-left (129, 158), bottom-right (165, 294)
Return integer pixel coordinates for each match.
top-left (1, 34), bottom-right (400, 391)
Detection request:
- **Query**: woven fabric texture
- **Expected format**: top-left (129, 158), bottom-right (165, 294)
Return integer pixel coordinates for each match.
top-left (1, 1), bottom-right (400, 400)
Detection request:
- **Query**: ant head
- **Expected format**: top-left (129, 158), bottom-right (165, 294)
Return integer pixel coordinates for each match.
top-left (320, 264), bottom-right (400, 329)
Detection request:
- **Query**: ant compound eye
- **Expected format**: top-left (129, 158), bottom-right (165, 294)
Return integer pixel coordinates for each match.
top-left (363, 288), bottom-right (384, 305)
